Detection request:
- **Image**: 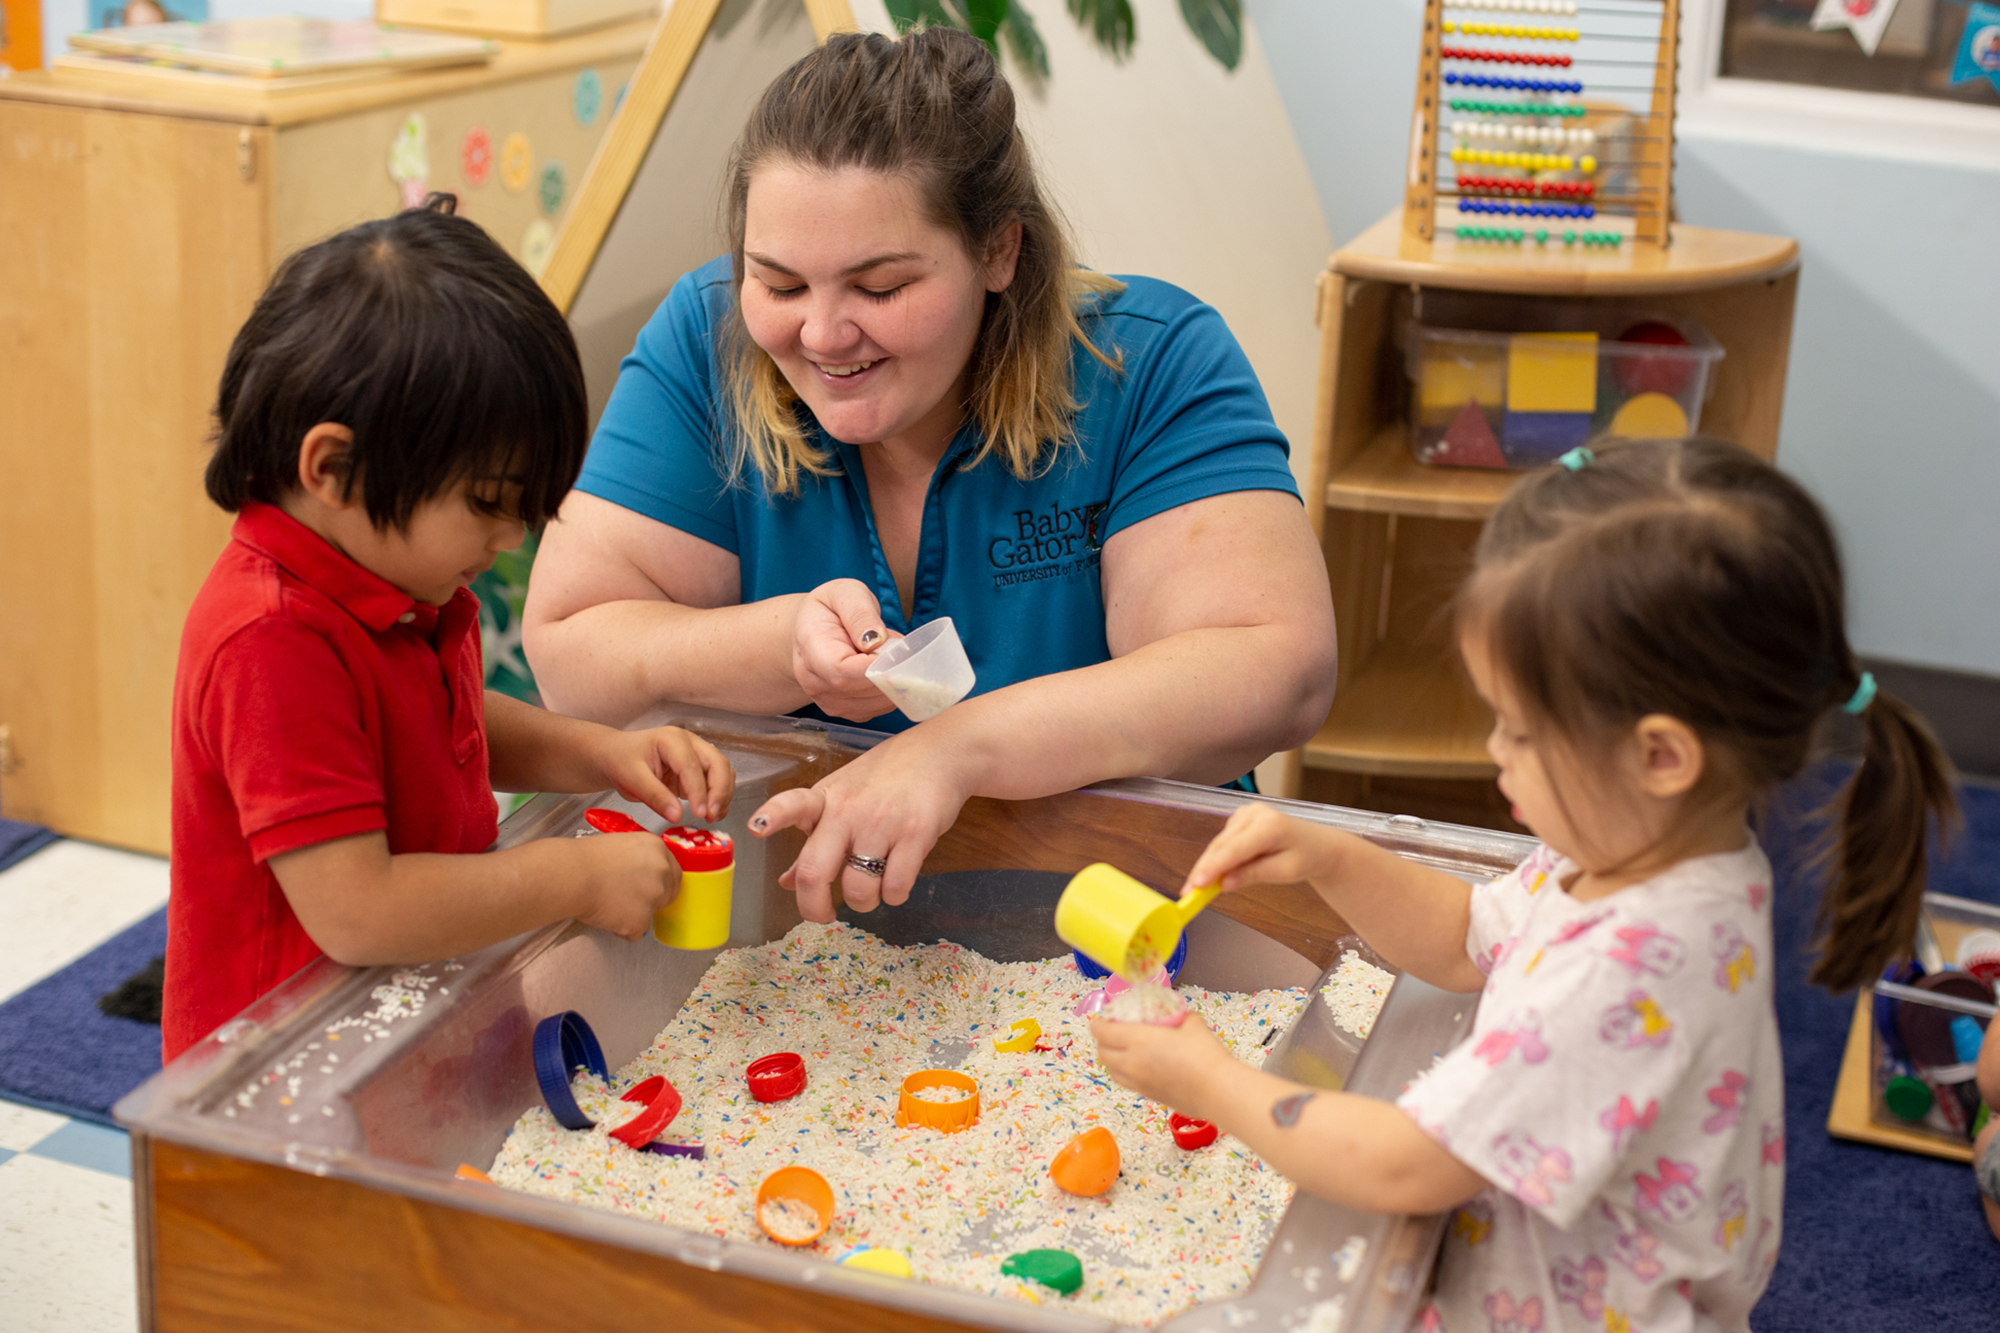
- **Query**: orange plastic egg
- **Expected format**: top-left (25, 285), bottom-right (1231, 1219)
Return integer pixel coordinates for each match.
top-left (1049, 1127), bottom-right (1121, 1197)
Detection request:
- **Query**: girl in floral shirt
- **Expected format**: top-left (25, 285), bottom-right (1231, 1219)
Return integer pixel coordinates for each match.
top-left (1093, 438), bottom-right (1957, 1332)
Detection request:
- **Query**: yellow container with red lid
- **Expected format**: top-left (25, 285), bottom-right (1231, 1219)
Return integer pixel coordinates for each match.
top-left (654, 826), bottom-right (733, 950)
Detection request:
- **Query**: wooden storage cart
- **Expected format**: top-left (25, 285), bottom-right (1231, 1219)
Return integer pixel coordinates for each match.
top-left (1287, 210), bottom-right (1800, 824)
top-left (0, 21), bottom-right (650, 852)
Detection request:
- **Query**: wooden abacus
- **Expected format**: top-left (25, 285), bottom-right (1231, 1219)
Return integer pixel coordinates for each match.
top-left (1402, 0), bottom-right (1680, 251)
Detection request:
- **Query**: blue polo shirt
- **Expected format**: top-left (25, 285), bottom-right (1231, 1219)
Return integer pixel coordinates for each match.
top-left (578, 256), bottom-right (1300, 735)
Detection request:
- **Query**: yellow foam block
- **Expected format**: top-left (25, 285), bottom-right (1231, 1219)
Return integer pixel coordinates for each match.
top-left (1417, 341), bottom-right (1506, 413)
top-left (1507, 332), bottom-right (1598, 414)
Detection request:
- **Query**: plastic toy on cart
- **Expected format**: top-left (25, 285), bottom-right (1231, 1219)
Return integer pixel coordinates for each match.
top-left (113, 707), bottom-right (1527, 1333)
top-left (1405, 300), bottom-right (1724, 472)
top-left (1862, 894), bottom-right (1999, 1153)
top-left (1828, 891), bottom-right (2000, 1163)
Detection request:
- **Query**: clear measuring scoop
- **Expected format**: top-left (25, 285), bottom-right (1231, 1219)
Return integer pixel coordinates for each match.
top-left (865, 616), bottom-right (976, 722)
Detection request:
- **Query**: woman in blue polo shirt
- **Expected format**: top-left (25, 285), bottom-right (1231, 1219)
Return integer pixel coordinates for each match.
top-left (525, 28), bottom-right (1335, 924)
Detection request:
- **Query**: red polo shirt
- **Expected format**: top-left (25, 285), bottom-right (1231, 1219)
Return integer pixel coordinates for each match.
top-left (165, 501), bottom-right (496, 1059)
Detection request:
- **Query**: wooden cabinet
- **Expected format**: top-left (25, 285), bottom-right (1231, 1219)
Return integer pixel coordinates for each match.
top-left (0, 21), bottom-right (651, 853)
top-left (1287, 210), bottom-right (1800, 826)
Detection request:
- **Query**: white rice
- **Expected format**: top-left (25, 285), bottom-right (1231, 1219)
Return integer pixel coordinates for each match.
top-left (487, 921), bottom-right (1307, 1326)
top-left (1319, 950), bottom-right (1395, 1040)
top-left (910, 1083), bottom-right (973, 1103)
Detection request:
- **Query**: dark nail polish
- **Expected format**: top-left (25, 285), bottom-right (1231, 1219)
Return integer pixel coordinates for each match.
top-left (860, 630), bottom-right (880, 646)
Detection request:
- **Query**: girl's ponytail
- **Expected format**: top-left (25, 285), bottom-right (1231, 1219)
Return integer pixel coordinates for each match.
top-left (1809, 682), bottom-right (1959, 992)
top-left (1465, 437), bottom-right (1961, 995)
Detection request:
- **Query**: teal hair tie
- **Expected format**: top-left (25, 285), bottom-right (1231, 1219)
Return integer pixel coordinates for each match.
top-left (1842, 671), bottom-right (1877, 715)
top-left (1557, 447), bottom-right (1594, 471)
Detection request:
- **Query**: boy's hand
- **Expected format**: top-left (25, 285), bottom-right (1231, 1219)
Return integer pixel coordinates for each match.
top-left (1181, 803), bottom-right (1344, 897)
top-left (573, 832), bottom-right (680, 941)
top-left (1089, 1014), bottom-right (1237, 1119)
top-left (591, 726), bottom-right (734, 825)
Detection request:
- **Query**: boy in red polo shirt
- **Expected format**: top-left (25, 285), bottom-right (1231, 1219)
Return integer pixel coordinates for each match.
top-left (165, 197), bottom-right (733, 1060)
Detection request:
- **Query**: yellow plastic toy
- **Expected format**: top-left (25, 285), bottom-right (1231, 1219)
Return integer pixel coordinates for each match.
top-left (993, 1018), bottom-right (1041, 1053)
top-left (839, 1247), bottom-right (914, 1277)
top-left (1054, 864), bottom-right (1219, 981)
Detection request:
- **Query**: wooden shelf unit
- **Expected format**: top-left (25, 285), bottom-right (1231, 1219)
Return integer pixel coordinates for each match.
top-left (1286, 210), bottom-right (1801, 808)
top-left (0, 21), bottom-right (651, 853)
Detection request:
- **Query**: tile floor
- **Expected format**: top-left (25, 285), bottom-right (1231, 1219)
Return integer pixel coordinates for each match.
top-left (0, 839), bottom-right (171, 1333)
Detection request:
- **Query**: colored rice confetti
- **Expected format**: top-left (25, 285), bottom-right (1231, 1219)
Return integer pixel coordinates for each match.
top-left (1320, 950), bottom-right (1395, 1040)
top-left (487, 921), bottom-right (1307, 1325)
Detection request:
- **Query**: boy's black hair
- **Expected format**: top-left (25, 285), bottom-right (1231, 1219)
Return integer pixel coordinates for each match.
top-left (207, 194), bottom-right (586, 530)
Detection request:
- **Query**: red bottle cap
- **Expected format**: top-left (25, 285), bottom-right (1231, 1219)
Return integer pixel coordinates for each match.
top-left (746, 1052), bottom-right (807, 1102)
top-left (1169, 1113), bottom-right (1219, 1150)
top-left (608, 1074), bottom-right (683, 1149)
top-left (663, 826), bottom-right (733, 872)
top-left (584, 807), bottom-right (647, 834)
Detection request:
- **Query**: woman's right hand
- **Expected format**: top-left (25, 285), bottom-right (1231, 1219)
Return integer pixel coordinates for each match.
top-left (792, 578), bottom-right (900, 722)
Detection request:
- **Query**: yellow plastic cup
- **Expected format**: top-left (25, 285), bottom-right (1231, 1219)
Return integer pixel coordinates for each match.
top-left (652, 827), bottom-right (733, 950)
top-left (1054, 864), bottom-right (1220, 981)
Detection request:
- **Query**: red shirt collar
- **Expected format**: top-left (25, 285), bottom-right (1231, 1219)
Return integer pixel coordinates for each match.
top-left (232, 501), bottom-right (460, 635)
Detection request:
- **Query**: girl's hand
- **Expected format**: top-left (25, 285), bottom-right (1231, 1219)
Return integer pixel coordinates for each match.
top-left (743, 730), bottom-right (970, 922)
top-left (1089, 1014), bottom-right (1238, 1119)
top-left (571, 832), bottom-right (679, 941)
top-left (590, 725), bottom-right (735, 825)
top-left (792, 579), bottom-right (902, 722)
top-left (1181, 803), bottom-right (1344, 897)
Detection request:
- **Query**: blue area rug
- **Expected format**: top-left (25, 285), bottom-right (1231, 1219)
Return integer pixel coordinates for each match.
top-left (1755, 765), bottom-right (2000, 1328)
top-left (0, 908), bottom-right (164, 1127)
top-left (0, 816), bottom-right (59, 873)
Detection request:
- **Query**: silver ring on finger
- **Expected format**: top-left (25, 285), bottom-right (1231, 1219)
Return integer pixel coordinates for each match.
top-left (845, 853), bottom-right (888, 878)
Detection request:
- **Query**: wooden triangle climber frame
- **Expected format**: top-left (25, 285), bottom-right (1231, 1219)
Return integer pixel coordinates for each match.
top-left (1402, 0), bottom-right (1680, 251)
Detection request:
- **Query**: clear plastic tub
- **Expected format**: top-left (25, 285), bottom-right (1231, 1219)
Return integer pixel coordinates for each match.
top-left (1868, 893), bottom-right (2000, 1147)
top-left (116, 706), bottom-right (1534, 1333)
top-left (1406, 308), bottom-right (1724, 470)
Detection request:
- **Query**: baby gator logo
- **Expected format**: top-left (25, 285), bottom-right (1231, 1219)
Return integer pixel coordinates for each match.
top-left (990, 501), bottom-right (1109, 588)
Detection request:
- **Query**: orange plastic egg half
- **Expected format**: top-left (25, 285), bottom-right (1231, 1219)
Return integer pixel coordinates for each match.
top-left (1050, 1127), bottom-right (1121, 1197)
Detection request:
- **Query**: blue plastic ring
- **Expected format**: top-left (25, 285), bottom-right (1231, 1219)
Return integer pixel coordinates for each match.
top-left (1073, 930), bottom-right (1190, 983)
top-left (534, 1010), bottom-right (609, 1131)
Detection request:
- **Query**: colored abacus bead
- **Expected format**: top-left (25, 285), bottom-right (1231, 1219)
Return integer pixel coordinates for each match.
top-left (1563, 230), bottom-right (1577, 245)
top-left (1535, 228), bottom-right (1549, 244)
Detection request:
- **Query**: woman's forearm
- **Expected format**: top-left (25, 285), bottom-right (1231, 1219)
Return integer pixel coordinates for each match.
top-left (922, 621), bottom-right (1327, 801)
top-left (526, 594), bottom-right (808, 725)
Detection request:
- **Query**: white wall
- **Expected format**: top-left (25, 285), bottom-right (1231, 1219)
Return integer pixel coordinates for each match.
top-left (1247, 0), bottom-right (2000, 678)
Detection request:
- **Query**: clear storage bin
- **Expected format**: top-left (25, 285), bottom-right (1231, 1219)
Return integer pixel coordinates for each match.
top-left (1869, 893), bottom-right (2000, 1147)
top-left (1405, 307), bottom-right (1724, 470)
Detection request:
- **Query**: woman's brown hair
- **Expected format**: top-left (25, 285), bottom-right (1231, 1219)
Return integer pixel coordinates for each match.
top-left (1460, 437), bottom-right (1957, 991)
top-left (721, 26), bottom-right (1120, 495)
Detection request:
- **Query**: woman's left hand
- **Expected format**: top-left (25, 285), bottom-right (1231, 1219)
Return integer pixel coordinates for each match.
top-left (1089, 1013), bottom-right (1236, 1117)
top-left (744, 729), bottom-right (970, 922)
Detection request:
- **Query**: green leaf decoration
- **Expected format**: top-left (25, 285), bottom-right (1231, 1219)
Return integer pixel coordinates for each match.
top-left (1066, 0), bottom-right (1134, 62)
top-left (1177, 0), bottom-right (1241, 71)
top-left (885, 0), bottom-right (954, 34)
top-left (472, 530), bottom-right (542, 705)
top-left (1000, 1), bottom-right (1049, 79)
top-left (961, 0), bottom-right (1008, 49)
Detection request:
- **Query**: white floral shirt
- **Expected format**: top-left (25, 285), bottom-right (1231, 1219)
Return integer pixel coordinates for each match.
top-left (1397, 841), bottom-right (1784, 1333)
